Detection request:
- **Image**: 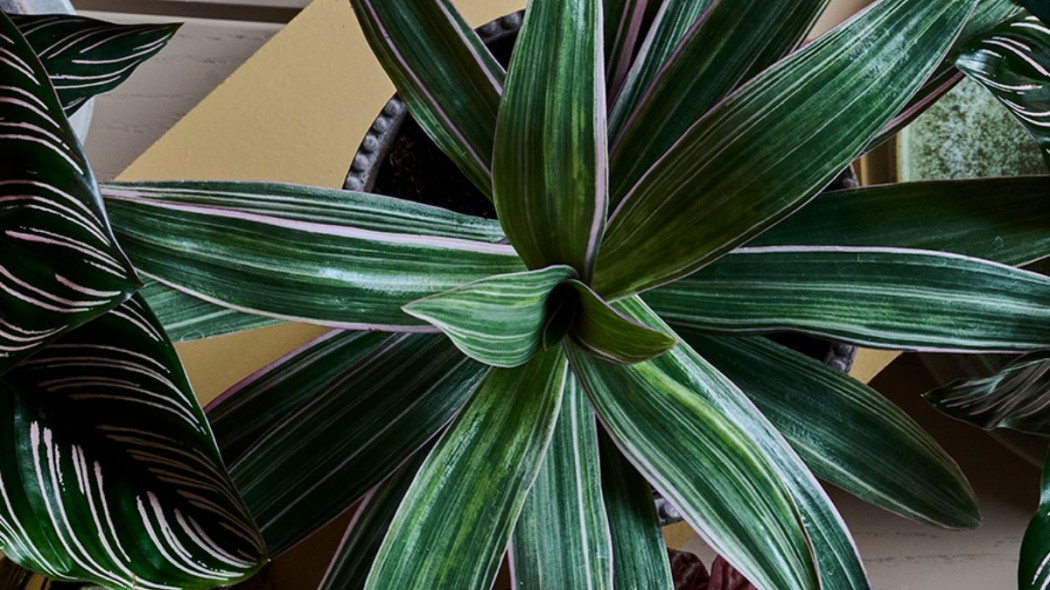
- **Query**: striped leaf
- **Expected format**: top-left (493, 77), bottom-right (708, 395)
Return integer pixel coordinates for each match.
top-left (604, 0), bottom-right (652, 99)
top-left (403, 266), bottom-right (577, 368)
top-left (10, 14), bottom-right (178, 115)
top-left (956, 13), bottom-right (1050, 168)
top-left (206, 330), bottom-right (387, 464)
top-left (571, 297), bottom-right (870, 590)
top-left (609, 0), bottom-right (831, 207)
top-left (1023, 450), bottom-right (1050, 590)
top-left (565, 280), bottom-right (675, 365)
top-left (926, 352), bottom-right (1050, 435)
top-left (224, 333), bottom-right (484, 555)
top-left (103, 192), bottom-right (525, 331)
top-left (0, 294), bottom-right (265, 589)
top-left (598, 432), bottom-right (673, 590)
top-left (493, 0), bottom-right (607, 279)
top-left (348, 0), bottom-right (504, 197)
top-left (684, 332), bottom-right (979, 529)
top-left (1020, 0), bottom-right (1050, 25)
top-left (363, 348), bottom-right (567, 590)
top-left (141, 280), bottom-right (279, 343)
top-left (592, 0), bottom-right (976, 298)
top-left (510, 374), bottom-right (613, 590)
top-left (752, 178), bottom-right (1050, 266)
top-left (646, 246), bottom-right (1050, 352)
top-left (0, 12), bottom-right (138, 373)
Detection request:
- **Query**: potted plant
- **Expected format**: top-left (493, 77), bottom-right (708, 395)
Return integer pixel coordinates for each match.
top-left (2, 0), bottom-right (1050, 589)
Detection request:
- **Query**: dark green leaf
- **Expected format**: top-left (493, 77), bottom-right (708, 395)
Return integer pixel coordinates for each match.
top-left (592, 0), bottom-right (976, 298)
top-left (0, 294), bottom-right (265, 589)
top-left (402, 265), bottom-right (576, 368)
top-left (142, 280), bottom-right (280, 343)
top-left (646, 246), bottom-right (1050, 352)
top-left (493, 0), bottom-right (607, 278)
top-left (1020, 448), bottom-right (1050, 590)
top-left (10, 14), bottom-right (178, 115)
top-left (363, 348), bottom-right (567, 590)
top-left (1019, 0), bottom-right (1050, 25)
top-left (604, 0), bottom-right (652, 99)
top-left (566, 280), bottom-right (675, 364)
top-left (0, 12), bottom-right (138, 373)
top-left (684, 332), bottom-right (979, 529)
top-left (225, 333), bottom-right (484, 555)
top-left (510, 374), bottom-right (612, 590)
top-left (347, 0), bottom-right (504, 196)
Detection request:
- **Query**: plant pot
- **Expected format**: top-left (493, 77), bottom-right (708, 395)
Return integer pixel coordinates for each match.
top-left (345, 11), bottom-right (858, 525)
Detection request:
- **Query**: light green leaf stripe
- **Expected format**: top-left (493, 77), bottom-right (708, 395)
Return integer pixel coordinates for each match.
top-left (0, 294), bottom-right (265, 589)
top-left (10, 14), bottom-right (178, 115)
top-left (684, 332), bottom-right (979, 529)
top-left (926, 351), bottom-right (1050, 436)
top-left (610, 0), bottom-right (831, 206)
top-left (227, 333), bottom-right (485, 556)
top-left (598, 431), bottom-right (673, 590)
top-left (103, 194), bottom-right (525, 331)
top-left (566, 280), bottom-right (675, 365)
top-left (647, 246), bottom-right (1050, 352)
top-left (141, 280), bottom-right (280, 343)
top-left (752, 177), bottom-right (1050, 266)
top-left (364, 348), bottom-right (568, 590)
top-left (403, 266), bottom-right (577, 368)
top-left (493, 0), bottom-right (608, 279)
top-left (1020, 449), bottom-right (1050, 590)
top-left (510, 373), bottom-right (613, 590)
top-left (348, 0), bottom-right (504, 196)
top-left (593, 0), bottom-right (976, 298)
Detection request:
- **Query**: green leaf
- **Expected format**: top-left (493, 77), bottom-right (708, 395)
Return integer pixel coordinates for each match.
top-left (206, 330), bottom-right (387, 464)
top-left (347, 0), bottom-right (504, 196)
top-left (646, 246), bottom-right (1050, 352)
top-left (224, 333), bottom-right (484, 555)
top-left (609, 0), bottom-right (831, 206)
top-left (592, 0), bottom-right (976, 298)
top-left (571, 297), bottom-right (870, 590)
top-left (142, 280), bottom-right (280, 343)
top-left (403, 265), bottom-right (577, 368)
top-left (510, 374), bottom-right (612, 590)
top-left (493, 0), bottom-right (607, 279)
top-left (565, 280), bottom-right (675, 364)
top-left (604, 0), bottom-right (652, 99)
top-left (1019, 0), bottom-right (1050, 25)
top-left (1021, 448), bottom-right (1050, 590)
top-left (598, 432), bottom-right (673, 590)
top-left (926, 351), bottom-right (1050, 435)
top-left (0, 294), bottom-right (265, 589)
top-left (956, 13), bottom-right (1050, 168)
top-left (753, 177), bottom-right (1050, 266)
top-left (9, 14), bottom-right (179, 115)
top-left (684, 332), bottom-right (979, 529)
top-left (103, 191), bottom-right (525, 331)
top-left (0, 12), bottom-right (138, 373)
top-left (364, 348), bottom-right (567, 590)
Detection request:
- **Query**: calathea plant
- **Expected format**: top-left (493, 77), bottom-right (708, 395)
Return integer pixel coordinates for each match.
top-left (5, 1), bottom-right (1050, 590)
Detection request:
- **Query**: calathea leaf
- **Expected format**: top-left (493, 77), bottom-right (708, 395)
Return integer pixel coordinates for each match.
top-left (402, 265), bottom-right (577, 368)
top-left (1019, 0), bottom-right (1050, 25)
top-left (348, 0), bottom-right (504, 197)
top-left (0, 294), bottom-right (265, 589)
top-left (9, 14), bottom-right (179, 115)
top-left (493, 0), bottom-right (608, 279)
top-left (363, 348), bottom-right (567, 590)
top-left (1020, 449), bottom-right (1050, 590)
top-left (564, 280), bottom-right (675, 364)
top-left (0, 12), bottom-right (138, 374)
top-left (926, 351), bottom-right (1050, 435)
top-left (592, 0), bottom-right (977, 298)
top-left (956, 12), bottom-right (1050, 168)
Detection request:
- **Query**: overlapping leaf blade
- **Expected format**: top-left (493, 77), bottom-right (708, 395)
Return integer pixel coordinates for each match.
top-left (604, 0), bottom-right (652, 99)
top-left (347, 0), bottom-right (504, 196)
top-left (10, 14), bottom-right (179, 115)
top-left (363, 348), bottom-right (567, 590)
top-left (1020, 449), bottom-right (1050, 590)
top-left (0, 294), bottom-right (265, 589)
top-left (223, 333), bottom-right (484, 555)
top-left (402, 266), bottom-right (576, 367)
top-left (0, 12), bottom-right (138, 373)
top-left (956, 13), bottom-right (1050, 168)
top-left (1020, 0), bottom-right (1050, 25)
top-left (103, 191), bottom-right (525, 331)
top-left (565, 280), bottom-right (675, 364)
top-left (493, 0), bottom-right (607, 278)
top-left (610, 0), bottom-right (831, 206)
top-left (141, 280), bottom-right (280, 343)
top-left (510, 374), bottom-right (612, 590)
top-left (646, 246), bottom-right (1050, 352)
top-left (683, 331), bottom-right (979, 528)
top-left (592, 0), bottom-right (976, 298)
